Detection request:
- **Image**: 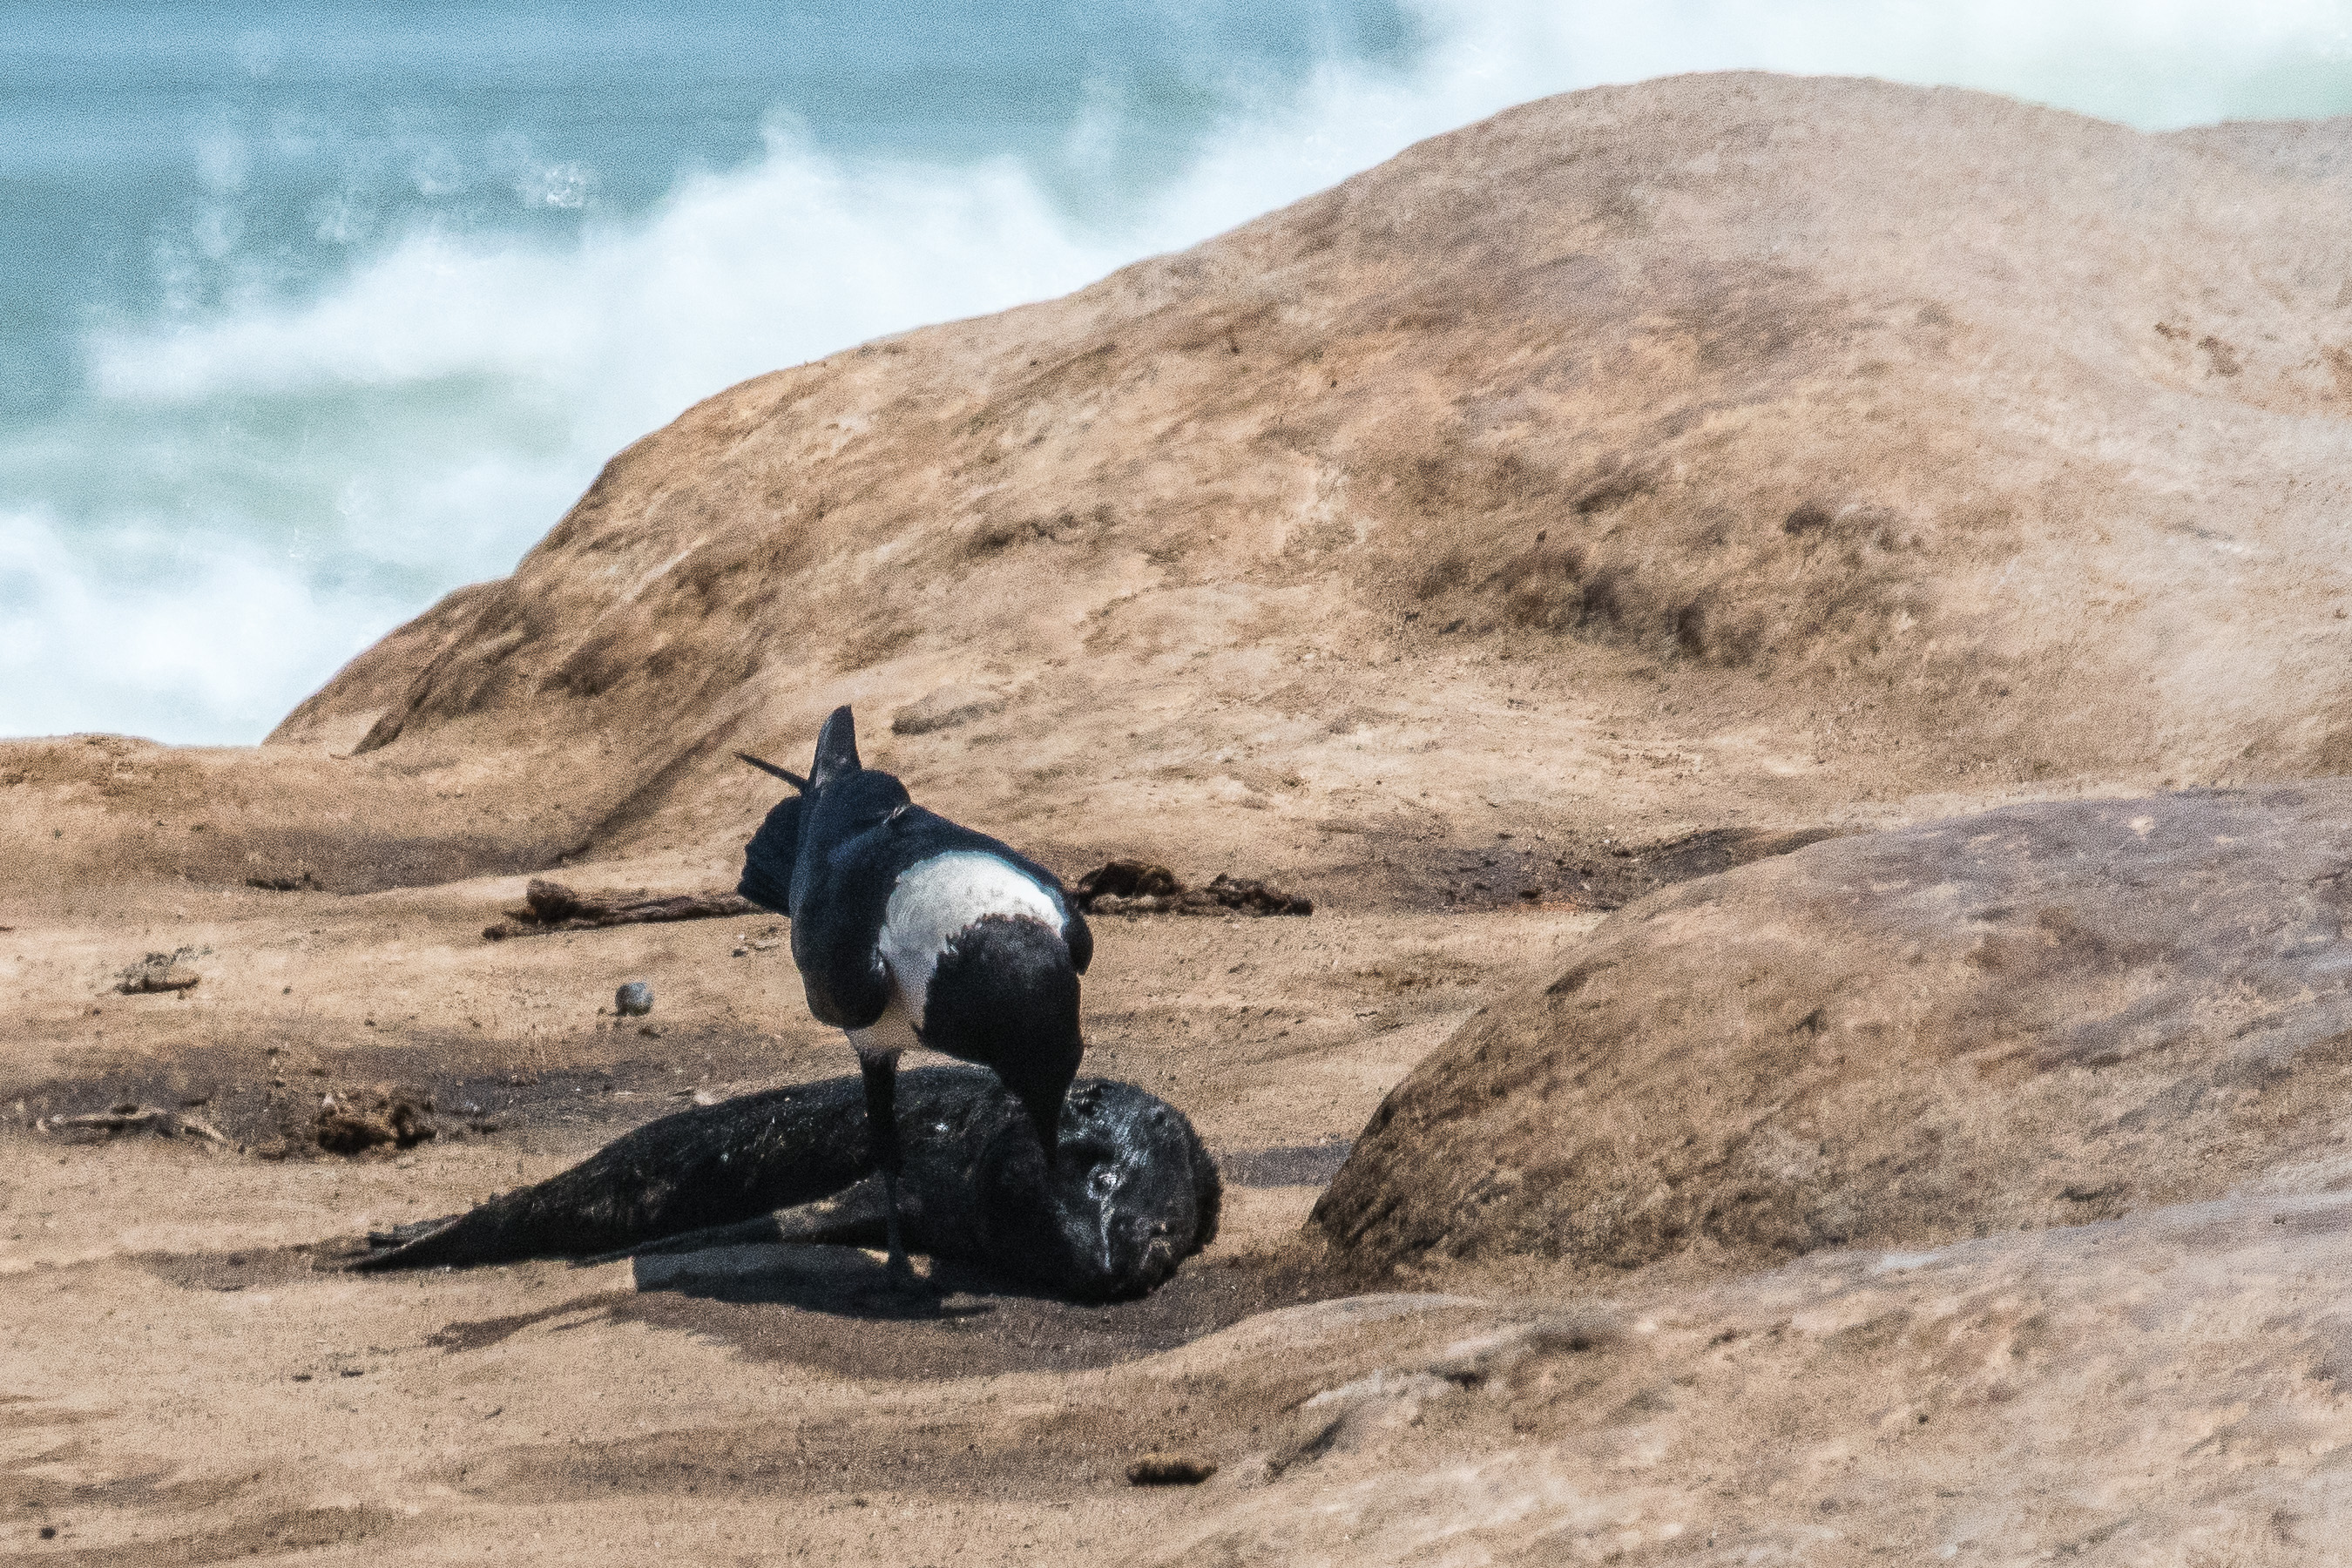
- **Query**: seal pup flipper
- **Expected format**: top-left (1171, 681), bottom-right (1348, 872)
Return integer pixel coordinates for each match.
top-left (571, 1176), bottom-right (894, 1267)
top-left (574, 1213), bottom-right (790, 1267)
top-left (767, 1173), bottom-right (896, 1247)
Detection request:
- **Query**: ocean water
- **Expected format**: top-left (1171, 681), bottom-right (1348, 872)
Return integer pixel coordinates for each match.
top-left (4, 0), bottom-right (2348, 744)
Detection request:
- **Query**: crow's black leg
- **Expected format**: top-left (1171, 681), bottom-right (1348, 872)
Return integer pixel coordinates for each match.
top-left (855, 1044), bottom-right (916, 1285)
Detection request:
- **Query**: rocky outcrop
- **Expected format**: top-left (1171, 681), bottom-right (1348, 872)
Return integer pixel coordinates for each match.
top-left (1317, 784), bottom-right (2352, 1276)
top-left (211, 74), bottom-right (2352, 896)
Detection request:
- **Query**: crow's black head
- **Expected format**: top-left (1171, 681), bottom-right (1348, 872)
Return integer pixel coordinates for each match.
top-left (924, 914), bottom-right (1082, 1164)
top-left (809, 703), bottom-right (862, 788)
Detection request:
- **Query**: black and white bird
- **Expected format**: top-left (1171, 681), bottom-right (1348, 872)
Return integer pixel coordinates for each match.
top-left (734, 704), bottom-right (1093, 1282)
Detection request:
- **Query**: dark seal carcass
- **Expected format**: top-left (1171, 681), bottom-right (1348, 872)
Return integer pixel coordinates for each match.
top-left (352, 1067), bottom-right (1220, 1301)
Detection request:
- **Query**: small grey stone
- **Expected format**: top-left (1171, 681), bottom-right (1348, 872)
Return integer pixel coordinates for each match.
top-left (614, 982), bottom-right (653, 1017)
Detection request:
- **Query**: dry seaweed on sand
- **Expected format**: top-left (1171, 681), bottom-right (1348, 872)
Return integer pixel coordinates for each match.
top-left (1072, 861), bottom-right (1311, 917)
top-left (312, 1088), bottom-right (436, 1154)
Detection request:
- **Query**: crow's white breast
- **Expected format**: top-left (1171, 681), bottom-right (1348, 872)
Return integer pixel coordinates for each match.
top-left (872, 850), bottom-right (1062, 1035)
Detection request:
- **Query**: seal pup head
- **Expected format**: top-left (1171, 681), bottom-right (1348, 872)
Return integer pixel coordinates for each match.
top-left (982, 1078), bottom-right (1222, 1301)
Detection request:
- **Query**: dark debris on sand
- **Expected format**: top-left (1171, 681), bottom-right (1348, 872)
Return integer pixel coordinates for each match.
top-left (37, 1102), bottom-right (233, 1146)
top-left (1073, 862), bottom-right (1312, 917)
top-left (115, 948), bottom-right (202, 994)
top-left (1126, 1453), bottom-right (1219, 1485)
top-left (312, 1087), bottom-right (437, 1154)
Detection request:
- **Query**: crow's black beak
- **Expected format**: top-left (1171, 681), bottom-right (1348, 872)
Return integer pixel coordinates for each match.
top-left (1021, 1091), bottom-right (1064, 1170)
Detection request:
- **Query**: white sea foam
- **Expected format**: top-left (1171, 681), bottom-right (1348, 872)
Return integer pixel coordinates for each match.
top-left (0, 507), bottom-right (402, 745)
top-left (11, 0), bottom-right (2349, 742)
top-left (92, 142), bottom-right (1123, 421)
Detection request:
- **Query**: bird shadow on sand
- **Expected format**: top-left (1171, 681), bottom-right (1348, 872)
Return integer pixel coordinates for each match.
top-left (345, 1238), bottom-right (1349, 1380)
top-left (139, 1221), bottom-right (1348, 1382)
top-left (601, 1236), bottom-right (1354, 1378)
top-left (628, 1238), bottom-right (1011, 1322)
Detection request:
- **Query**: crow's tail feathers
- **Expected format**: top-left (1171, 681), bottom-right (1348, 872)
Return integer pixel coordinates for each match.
top-left (734, 752), bottom-right (808, 791)
top-left (739, 794), bottom-right (802, 914)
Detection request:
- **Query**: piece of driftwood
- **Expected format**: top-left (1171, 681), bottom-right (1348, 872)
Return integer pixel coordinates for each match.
top-left (116, 951), bottom-right (201, 993)
top-left (483, 878), bottom-right (757, 941)
top-left (37, 1104), bottom-right (232, 1146)
top-left (1072, 861), bottom-right (1312, 917)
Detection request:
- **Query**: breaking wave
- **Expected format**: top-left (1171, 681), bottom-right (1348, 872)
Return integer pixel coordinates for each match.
top-left (6, 0), bottom-right (2347, 742)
